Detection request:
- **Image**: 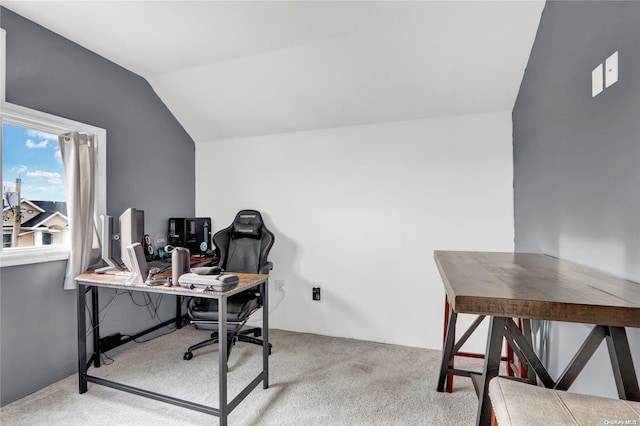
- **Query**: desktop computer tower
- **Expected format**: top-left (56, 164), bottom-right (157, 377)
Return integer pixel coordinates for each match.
top-left (168, 217), bottom-right (212, 254)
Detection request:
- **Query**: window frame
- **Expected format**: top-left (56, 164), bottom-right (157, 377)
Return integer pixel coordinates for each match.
top-left (1, 28), bottom-right (5, 103)
top-left (1, 102), bottom-right (107, 267)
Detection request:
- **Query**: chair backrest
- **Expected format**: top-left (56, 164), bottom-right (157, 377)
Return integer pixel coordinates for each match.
top-left (213, 210), bottom-right (274, 274)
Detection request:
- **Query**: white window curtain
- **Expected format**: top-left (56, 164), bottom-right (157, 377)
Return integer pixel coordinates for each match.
top-left (59, 132), bottom-right (102, 290)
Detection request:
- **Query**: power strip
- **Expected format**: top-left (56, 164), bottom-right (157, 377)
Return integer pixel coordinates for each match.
top-left (100, 333), bottom-right (122, 352)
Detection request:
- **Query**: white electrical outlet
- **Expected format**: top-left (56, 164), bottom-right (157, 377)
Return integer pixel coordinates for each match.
top-left (605, 51), bottom-right (618, 88)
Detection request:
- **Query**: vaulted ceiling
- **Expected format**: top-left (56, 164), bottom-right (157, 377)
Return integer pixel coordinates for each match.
top-left (2, 1), bottom-right (544, 142)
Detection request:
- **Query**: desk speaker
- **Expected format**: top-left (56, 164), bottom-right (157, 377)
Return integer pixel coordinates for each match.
top-left (172, 247), bottom-right (190, 286)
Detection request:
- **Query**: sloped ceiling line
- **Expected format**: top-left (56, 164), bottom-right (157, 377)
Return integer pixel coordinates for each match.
top-left (3, 1), bottom-right (544, 142)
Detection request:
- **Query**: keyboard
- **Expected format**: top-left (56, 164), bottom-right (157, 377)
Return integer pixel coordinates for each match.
top-left (148, 259), bottom-right (170, 273)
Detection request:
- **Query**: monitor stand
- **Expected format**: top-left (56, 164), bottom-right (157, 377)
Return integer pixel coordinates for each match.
top-left (95, 266), bottom-right (129, 275)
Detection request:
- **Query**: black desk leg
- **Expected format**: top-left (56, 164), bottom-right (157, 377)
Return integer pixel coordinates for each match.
top-left (77, 284), bottom-right (88, 393)
top-left (476, 316), bottom-right (506, 426)
top-left (555, 325), bottom-right (607, 391)
top-left (218, 295), bottom-right (228, 426)
top-left (91, 287), bottom-right (100, 368)
top-left (262, 280), bottom-right (269, 389)
top-left (437, 306), bottom-right (457, 392)
top-left (606, 326), bottom-right (640, 401)
top-left (176, 295), bottom-right (182, 329)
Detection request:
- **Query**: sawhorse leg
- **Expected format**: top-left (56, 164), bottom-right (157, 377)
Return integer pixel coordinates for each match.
top-left (476, 316), bottom-right (506, 426)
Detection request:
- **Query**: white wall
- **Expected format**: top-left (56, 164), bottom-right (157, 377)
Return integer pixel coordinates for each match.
top-left (195, 112), bottom-right (514, 350)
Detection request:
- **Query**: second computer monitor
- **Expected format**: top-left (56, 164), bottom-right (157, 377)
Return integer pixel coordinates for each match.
top-left (120, 208), bottom-right (145, 272)
top-left (100, 214), bottom-right (123, 270)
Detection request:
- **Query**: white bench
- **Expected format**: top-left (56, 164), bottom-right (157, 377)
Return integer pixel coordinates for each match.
top-left (489, 377), bottom-right (640, 425)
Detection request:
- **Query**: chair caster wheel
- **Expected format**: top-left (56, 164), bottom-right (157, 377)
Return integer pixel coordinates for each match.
top-left (183, 351), bottom-right (193, 360)
top-left (254, 330), bottom-right (262, 337)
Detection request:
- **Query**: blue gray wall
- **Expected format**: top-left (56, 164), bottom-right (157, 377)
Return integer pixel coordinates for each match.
top-left (0, 7), bottom-right (195, 405)
top-left (513, 1), bottom-right (640, 397)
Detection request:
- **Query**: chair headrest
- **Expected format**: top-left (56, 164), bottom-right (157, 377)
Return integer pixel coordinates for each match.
top-left (232, 223), bottom-right (262, 239)
top-left (231, 210), bottom-right (264, 240)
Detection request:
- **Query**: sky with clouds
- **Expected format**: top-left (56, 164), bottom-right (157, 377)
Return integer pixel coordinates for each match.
top-left (2, 123), bottom-right (66, 202)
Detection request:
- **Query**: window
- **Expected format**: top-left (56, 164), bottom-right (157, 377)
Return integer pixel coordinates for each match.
top-left (3, 122), bottom-right (68, 249)
top-left (0, 29), bottom-right (106, 266)
top-left (42, 232), bottom-right (53, 245)
top-left (0, 102), bottom-right (106, 266)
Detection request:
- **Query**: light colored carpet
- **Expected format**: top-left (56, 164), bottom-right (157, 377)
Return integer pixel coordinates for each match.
top-left (1, 327), bottom-right (479, 425)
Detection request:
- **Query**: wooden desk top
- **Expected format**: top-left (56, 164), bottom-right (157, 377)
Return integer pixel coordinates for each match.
top-left (75, 270), bottom-right (268, 298)
top-left (434, 251), bottom-right (640, 328)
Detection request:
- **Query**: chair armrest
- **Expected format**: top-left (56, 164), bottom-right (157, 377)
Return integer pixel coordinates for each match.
top-left (259, 262), bottom-right (273, 275)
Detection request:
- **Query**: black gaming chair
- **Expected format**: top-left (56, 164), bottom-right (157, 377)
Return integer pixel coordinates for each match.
top-left (183, 210), bottom-right (274, 361)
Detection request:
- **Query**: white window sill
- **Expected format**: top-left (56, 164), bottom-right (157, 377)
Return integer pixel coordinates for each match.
top-left (0, 246), bottom-right (70, 267)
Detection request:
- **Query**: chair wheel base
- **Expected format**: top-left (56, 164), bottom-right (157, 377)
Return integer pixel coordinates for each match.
top-left (183, 351), bottom-right (193, 360)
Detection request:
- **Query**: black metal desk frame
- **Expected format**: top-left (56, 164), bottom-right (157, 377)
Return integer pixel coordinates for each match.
top-left (76, 274), bottom-right (269, 426)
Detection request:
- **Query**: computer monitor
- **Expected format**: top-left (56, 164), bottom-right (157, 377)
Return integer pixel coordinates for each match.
top-left (100, 214), bottom-right (124, 270)
top-left (119, 208), bottom-right (145, 272)
top-left (126, 242), bottom-right (149, 285)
